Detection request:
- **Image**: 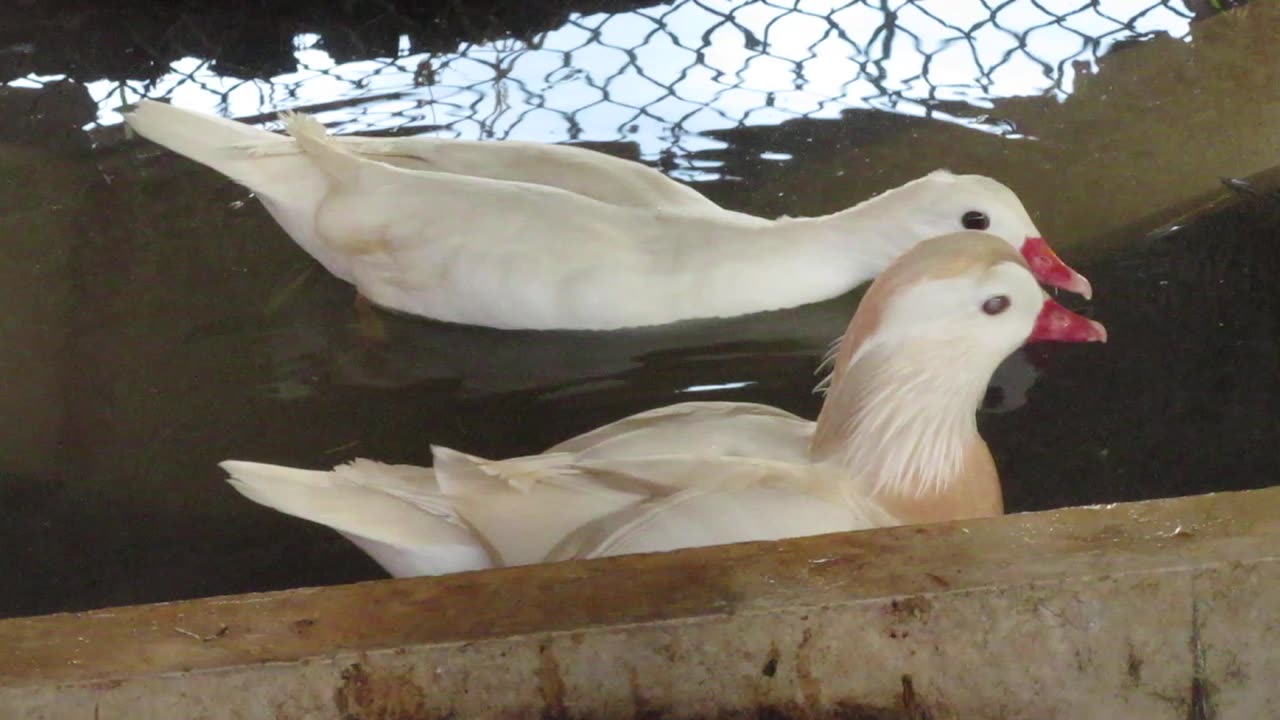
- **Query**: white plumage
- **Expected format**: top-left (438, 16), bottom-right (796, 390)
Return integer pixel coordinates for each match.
top-left (124, 100), bottom-right (1089, 330)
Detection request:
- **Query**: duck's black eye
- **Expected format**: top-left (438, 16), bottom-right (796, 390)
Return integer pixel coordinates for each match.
top-left (961, 210), bottom-right (990, 230)
top-left (982, 295), bottom-right (1011, 316)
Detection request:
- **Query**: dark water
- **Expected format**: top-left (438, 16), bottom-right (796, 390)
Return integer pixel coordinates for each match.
top-left (1, 0), bottom-right (1275, 619)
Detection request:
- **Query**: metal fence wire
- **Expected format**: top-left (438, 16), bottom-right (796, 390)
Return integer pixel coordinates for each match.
top-left (11, 0), bottom-right (1203, 175)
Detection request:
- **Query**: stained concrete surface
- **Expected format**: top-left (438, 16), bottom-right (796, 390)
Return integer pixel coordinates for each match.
top-left (0, 486), bottom-right (1277, 719)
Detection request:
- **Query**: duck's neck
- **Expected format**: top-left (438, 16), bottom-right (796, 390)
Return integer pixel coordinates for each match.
top-left (771, 182), bottom-right (936, 273)
top-left (809, 342), bottom-right (1004, 525)
top-left (679, 190), bottom-right (927, 315)
top-left (675, 215), bottom-right (885, 316)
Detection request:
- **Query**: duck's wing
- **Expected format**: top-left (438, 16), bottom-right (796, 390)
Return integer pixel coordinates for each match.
top-left (354, 137), bottom-right (719, 211)
top-left (429, 446), bottom-right (661, 567)
top-left (544, 455), bottom-right (894, 561)
top-left (280, 114), bottom-right (673, 326)
top-left (426, 438), bottom-right (840, 568)
top-left (282, 113), bottom-right (777, 329)
top-left (240, 134), bottom-right (720, 211)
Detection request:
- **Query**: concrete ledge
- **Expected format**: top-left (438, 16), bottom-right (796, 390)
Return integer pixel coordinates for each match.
top-left (2, 486), bottom-right (1278, 719)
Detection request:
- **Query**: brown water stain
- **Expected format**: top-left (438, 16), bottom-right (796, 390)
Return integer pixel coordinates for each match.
top-left (332, 661), bottom-right (434, 720)
top-left (540, 642), bottom-right (568, 719)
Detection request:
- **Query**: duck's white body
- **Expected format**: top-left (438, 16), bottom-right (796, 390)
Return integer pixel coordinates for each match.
top-left (124, 101), bottom-right (1088, 330)
top-left (224, 408), bottom-right (878, 577)
top-left (223, 233), bottom-right (1107, 577)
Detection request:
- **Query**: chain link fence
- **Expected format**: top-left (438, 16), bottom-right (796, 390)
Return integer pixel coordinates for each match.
top-left (9, 0), bottom-right (1201, 177)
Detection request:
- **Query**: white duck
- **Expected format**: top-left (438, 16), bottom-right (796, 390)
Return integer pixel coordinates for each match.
top-left (222, 232), bottom-right (1106, 577)
top-left (124, 102), bottom-right (1091, 331)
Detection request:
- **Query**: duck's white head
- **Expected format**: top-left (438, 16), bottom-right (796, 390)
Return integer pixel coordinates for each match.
top-left (826, 230), bottom-right (1105, 385)
top-left (875, 170), bottom-right (1093, 299)
top-left (812, 231), bottom-right (1105, 508)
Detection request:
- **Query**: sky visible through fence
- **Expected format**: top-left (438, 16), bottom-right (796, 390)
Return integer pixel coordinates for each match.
top-left (9, 0), bottom-right (1195, 179)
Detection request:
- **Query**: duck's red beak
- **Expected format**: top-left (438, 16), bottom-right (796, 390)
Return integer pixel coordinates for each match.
top-left (1031, 297), bottom-right (1107, 344)
top-left (1021, 237), bottom-right (1093, 299)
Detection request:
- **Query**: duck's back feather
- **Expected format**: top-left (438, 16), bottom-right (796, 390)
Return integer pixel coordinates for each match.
top-left (547, 401), bottom-right (812, 462)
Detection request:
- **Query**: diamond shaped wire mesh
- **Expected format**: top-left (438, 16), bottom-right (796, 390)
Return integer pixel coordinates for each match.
top-left (10, 0), bottom-right (1198, 176)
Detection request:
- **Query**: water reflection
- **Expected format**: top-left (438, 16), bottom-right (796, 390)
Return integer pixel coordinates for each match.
top-left (11, 1), bottom-right (1194, 178)
top-left (250, 269), bottom-right (1045, 412)
top-left (993, 179), bottom-right (1280, 513)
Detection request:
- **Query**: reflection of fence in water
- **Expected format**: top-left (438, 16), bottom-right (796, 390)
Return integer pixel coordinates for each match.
top-left (22, 1), bottom-right (1195, 172)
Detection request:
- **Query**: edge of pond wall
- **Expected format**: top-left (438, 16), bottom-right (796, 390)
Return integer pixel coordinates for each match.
top-left (1, 486), bottom-right (1277, 719)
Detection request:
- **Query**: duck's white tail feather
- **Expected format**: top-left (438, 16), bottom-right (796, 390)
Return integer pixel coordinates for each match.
top-left (280, 112), bottom-right (370, 187)
top-left (124, 101), bottom-right (355, 281)
top-left (220, 459), bottom-right (493, 578)
top-left (123, 100), bottom-right (297, 193)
